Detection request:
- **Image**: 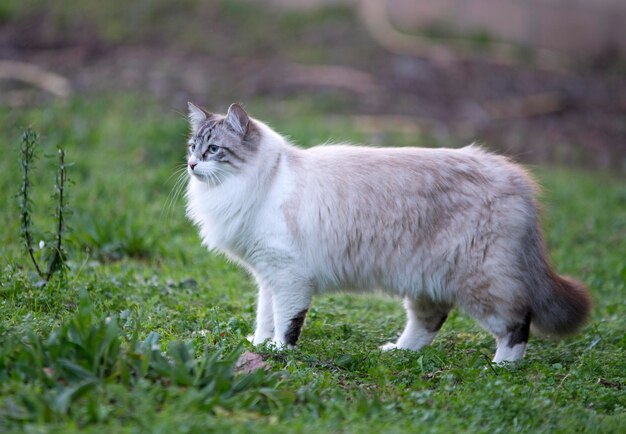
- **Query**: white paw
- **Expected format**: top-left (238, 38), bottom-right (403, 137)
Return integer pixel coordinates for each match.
top-left (270, 339), bottom-right (286, 350)
top-left (380, 342), bottom-right (399, 351)
top-left (248, 333), bottom-right (273, 346)
top-left (490, 358), bottom-right (521, 366)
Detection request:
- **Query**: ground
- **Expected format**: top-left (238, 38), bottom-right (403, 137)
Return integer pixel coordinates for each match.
top-left (1, 1), bottom-right (625, 433)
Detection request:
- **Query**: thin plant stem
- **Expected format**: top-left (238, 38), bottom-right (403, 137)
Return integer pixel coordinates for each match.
top-left (46, 148), bottom-right (67, 280)
top-left (19, 128), bottom-right (44, 278)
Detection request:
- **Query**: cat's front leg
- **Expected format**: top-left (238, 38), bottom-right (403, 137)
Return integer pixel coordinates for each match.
top-left (270, 278), bottom-right (313, 350)
top-left (250, 284), bottom-right (274, 345)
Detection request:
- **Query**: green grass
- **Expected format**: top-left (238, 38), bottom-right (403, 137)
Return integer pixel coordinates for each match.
top-left (1, 94), bottom-right (625, 433)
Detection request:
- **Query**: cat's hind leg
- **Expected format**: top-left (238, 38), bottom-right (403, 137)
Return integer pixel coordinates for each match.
top-left (381, 297), bottom-right (449, 351)
top-left (479, 311), bottom-right (531, 363)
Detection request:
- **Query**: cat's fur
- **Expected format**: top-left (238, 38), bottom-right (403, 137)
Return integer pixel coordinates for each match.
top-left (185, 102), bottom-right (591, 363)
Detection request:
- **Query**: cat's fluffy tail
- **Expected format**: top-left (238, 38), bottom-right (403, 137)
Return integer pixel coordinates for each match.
top-left (521, 221), bottom-right (592, 336)
top-left (530, 272), bottom-right (592, 336)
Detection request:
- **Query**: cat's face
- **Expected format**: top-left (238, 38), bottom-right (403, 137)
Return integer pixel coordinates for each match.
top-left (186, 103), bottom-right (259, 186)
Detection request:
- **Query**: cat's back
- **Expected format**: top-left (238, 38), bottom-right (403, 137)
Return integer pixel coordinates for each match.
top-left (296, 143), bottom-right (534, 199)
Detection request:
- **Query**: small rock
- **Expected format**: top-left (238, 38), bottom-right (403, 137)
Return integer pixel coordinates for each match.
top-left (235, 351), bottom-right (269, 374)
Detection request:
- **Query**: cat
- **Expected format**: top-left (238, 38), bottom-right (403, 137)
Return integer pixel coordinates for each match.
top-left (184, 102), bottom-right (591, 363)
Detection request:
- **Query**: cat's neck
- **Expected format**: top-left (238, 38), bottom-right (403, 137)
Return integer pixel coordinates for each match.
top-left (245, 119), bottom-right (292, 192)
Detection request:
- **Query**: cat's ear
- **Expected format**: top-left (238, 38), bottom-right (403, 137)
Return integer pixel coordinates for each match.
top-left (225, 103), bottom-right (249, 136)
top-left (188, 102), bottom-right (212, 132)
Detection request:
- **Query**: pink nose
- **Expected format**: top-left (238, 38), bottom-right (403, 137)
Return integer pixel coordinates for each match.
top-left (188, 161), bottom-right (197, 170)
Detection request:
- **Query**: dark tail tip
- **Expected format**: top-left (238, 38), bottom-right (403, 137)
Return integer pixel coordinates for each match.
top-left (532, 274), bottom-right (592, 336)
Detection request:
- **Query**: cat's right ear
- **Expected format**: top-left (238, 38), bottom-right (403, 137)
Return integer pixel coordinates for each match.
top-left (188, 102), bottom-right (212, 132)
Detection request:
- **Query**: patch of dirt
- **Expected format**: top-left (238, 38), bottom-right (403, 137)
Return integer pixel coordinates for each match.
top-left (1, 11), bottom-right (625, 171)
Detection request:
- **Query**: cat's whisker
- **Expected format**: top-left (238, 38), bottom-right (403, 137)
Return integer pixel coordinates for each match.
top-left (209, 167), bottom-right (226, 185)
top-left (207, 171), bottom-right (219, 187)
top-left (172, 172), bottom-right (190, 203)
top-left (169, 173), bottom-right (186, 201)
top-left (169, 181), bottom-right (189, 218)
top-left (165, 165), bottom-right (188, 183)
top-left (163, 174), bottom-right (184, 218)
top-left (205, 173), bottom-right (212, 185)
top-left (162, 170), bottom-right (190, 220)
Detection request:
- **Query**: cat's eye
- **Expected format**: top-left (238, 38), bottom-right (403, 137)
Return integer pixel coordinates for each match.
top-left (208, 145), bottom-right (219, 154)
top-left (190, 143), bottom-right (196, 151)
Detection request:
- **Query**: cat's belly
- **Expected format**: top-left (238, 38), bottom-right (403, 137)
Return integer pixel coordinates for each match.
top-left (302, 239), bottom-right (463, 304)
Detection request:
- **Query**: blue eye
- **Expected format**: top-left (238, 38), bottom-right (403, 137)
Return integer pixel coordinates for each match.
top-left (208, 145), bottom-right (219, 154)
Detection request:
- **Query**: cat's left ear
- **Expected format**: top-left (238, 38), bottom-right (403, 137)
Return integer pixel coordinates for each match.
top-left (225, 103), bottom-right (249, 136)
top-left (188, 102), bottom-right (212, 132)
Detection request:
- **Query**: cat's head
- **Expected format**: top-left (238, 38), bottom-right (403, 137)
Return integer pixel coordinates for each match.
top-left (186, 102), bottom-right (260, 185)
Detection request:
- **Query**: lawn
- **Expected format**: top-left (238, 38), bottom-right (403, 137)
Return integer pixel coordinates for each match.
top-left (0, 94), bottom-right (625, 433)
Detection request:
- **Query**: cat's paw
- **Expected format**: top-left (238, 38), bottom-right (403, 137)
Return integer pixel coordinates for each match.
top-left (380, 342), bottom-right (399, 351)
top-left (247, 329), bottom-right (274, 346)
top-left (270, 339), bottom-right (286, 351)
top-left (249, 335), bottom-right (273, 346)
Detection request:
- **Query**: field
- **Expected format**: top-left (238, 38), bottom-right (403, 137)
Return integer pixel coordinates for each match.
top-left (2, 0), bottom-right (626, 432)
top-left (0, 94), bottom-right (625, 433)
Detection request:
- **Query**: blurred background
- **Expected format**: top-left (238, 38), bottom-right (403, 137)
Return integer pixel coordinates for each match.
top-left (1, 0), bottom-right (625, 171)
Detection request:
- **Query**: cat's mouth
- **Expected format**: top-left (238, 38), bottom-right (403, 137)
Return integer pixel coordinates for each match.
top-left (189, 170), bottom-right (207, 182)
top-left (189, 168), bottom-right (224, 186)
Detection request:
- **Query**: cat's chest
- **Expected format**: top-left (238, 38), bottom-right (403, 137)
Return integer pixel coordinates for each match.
top-left (189, 198), bottom-right (248, 251)
top-left (186, 181), bottom-right (244, 249)
top-left (187, 188), bottom-right (287, 257)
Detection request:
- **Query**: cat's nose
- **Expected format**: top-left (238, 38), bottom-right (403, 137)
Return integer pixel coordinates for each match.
top-left (188, 161), bottom-right (197, 170)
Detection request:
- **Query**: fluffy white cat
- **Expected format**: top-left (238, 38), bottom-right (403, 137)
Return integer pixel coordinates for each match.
top-left (185, 102), bottom-right (590, 363)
